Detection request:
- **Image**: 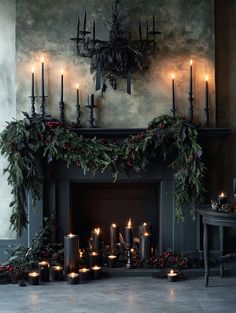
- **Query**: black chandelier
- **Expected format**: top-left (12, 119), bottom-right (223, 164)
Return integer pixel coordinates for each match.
top-left (70, 0), bottom-right (160, 94)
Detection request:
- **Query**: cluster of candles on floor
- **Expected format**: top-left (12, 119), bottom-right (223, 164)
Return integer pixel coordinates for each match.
top-left (28, 218), bottom-right (179, 285)
top-left (30, 58), bottom-right (210, 126)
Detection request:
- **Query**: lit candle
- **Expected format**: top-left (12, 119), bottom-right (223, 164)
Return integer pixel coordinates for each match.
top-left (91, 266), bottom-right (102, 280)
top-left (31, 67), bottom-right (35, 98)
top-left (140, 232), bottom-right (152, 259)
top-left (79, 268), bottom-right (91, 282)
top-left (218, 192), bottom-right (228, 206)
top-left (76, 83), bottom-right (80, 107)
top-left (51, 265), bottom-right (64, 281)
top-left (64, 233), bottom-right (80, 274)
top-left (28, 272), bottom-right (40, 285)
top-left (167, 269), bottom-right (178, 282)
top-left (67, 272), bottom-right (79, 284)
top-left (60, 69), bottom-right (64, 103)
top-left (89, 251), bottom-right (100, 267)
top-left (189, 59), bottom-right (193, 122)
top-left (41, 57), bottom-right (45, 99)
top-left (107, 255), bottom-right (117, 268)
top-left (125, 218), bottom-right (133, 247)
top-left (110, 223), bottom-right (120, 254)
top-left (172, 73), bottom-right (176, 118)
top-left (190, 59), bottom-right (193, 95)
top-left (92, 228), bottom-right (102, 253)
top-left (38, 261), bottom-right (50, 282)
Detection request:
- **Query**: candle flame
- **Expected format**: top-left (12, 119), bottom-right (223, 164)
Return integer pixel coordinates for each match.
top-left (219, 192), bottom-right (225, 197)
top-left (80, 268), bottom-right (90, 273)
top-left (127, 218), bottom-right (132, 228)
top-left (190, 59), bottom-right (193, 66)
top-left (76, 83), bottom-right (79, 89)
top-left (172, 73), bottom-right (175, 79)
top-left (108, 255), bottom-right (117, 259)
top-left (39, 261), bottom-right (49, 267)
top-left (144, 232), bottom-right (150, 236)
top-left (28, 272), bottom-right (39, 277)
top-left (170, 269), bottom-right (174, 274)
top-left (61, 69), bottom-right (64, 75)
top-left (68, 272), bottom-right (78, 278)
top-left (91, 251), bottom-right (98, 256)
top-left (68, 233), bottom-right (75, 238)
top-left (55, 266), bottom-right (62, 270)
top-left (41, 57), bottom-right (44, 63)
top-left (92, 266), bottom-right (101, 270)
top-left (32, 67), bottom-right (34, 73)
top-left (205, 75), bottom-right (208, 82)
top-left (94, 228), bottom-right (100, 235)
top-left (111, 223), bottom-right (117, 228)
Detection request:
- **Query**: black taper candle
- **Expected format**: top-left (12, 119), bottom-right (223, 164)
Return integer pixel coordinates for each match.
top-left (40, 57), bottom-right (45, 116)
top-left (60, 70), bottom-right (64, 103)
top-left (64, 234), bottom-right (80, 275)
top-left (189, 59), bottom-right (194, 122)
top-left (146, 20), bottom-right (149, 41)
top-left (140, 233), bottom-right (151, 259)
top-left (127, 72), bottom-right (131, 95)
top-left (204, 75), bottom-right (209, 126)
top-left (139, 20), bottom-right (142, 43)
top-left (95, 59), bottom-right (101, 91)
top-left (110, 223), bottom-right (120, 253)
top-left (93, 21), bottom-right (96, 44)
top-left (32, 68), bottom-right (35, 98)
top-left (76, 85), bottom-right (81, 126)
top-left (125, 218), bottom-right (133, 248)
top-left (171, 73), bottom-right (176, 118)
top-left (83, 11), bottom-right (87, 33)
top-left (77, 16), bottom-right (80, 39)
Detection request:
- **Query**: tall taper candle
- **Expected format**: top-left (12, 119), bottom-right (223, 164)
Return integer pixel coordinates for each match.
top-left (77, 16), bottom-right (80, 39)
top-left (189, 59), bottom-right (194, 122)
top-left (172, 73), bottom-right (176, 118)
top-left (125, 218), bottom-right (133, 247)
top-left (205, 75), bottom-right (209, 126)
top-left (190, 59), bottom-right (193, 95)
top-left (60, 70), bottom-right (64, 103)
top-left (32, 67), bottom-right (35, 98)
top-left (83, 11), bottom-right (87, 32)
top-left (41, 57), bottom-right (45, 99)
top-left (93, 21), bottom-right (96, 44)
top-left (64, 233), bottom-right (79, 274)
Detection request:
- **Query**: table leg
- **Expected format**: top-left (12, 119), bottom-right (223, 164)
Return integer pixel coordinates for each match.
top-left (203, 223), bottom-right (209, 287)
top-left (219, 226), bottom-right (224, 278)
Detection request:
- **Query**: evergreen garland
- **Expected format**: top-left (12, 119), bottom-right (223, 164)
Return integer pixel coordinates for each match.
top-left (0, 113), bottom-right (206, 235)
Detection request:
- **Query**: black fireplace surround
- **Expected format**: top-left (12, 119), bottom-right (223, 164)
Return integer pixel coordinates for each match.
top-left (16, 127), bottom-right (230, 254)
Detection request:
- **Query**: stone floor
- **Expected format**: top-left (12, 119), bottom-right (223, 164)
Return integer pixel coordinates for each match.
top-left (0, 276), bottom-right (235, 313)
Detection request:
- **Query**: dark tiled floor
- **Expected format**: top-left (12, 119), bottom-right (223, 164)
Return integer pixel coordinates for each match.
top-left (0, 276), bottom-right (235, 313)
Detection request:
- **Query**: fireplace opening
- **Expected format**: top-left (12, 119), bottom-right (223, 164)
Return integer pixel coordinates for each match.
top-left (70, 182), bottom-right (160, 251)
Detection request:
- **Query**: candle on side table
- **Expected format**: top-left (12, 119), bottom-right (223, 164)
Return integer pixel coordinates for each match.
top-left (167, 269), bottom-right (178, 282)
top-left (67, 272), bottom-right (79, 284)
top-left (28, 272), bottom-right (40, 285)
top-left (38, 261), bottom-right (50, 282)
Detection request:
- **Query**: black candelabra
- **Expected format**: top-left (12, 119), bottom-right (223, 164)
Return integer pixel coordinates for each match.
top-left (86, 94), bottom-right (96, 128)
top-left (70, 0), bottom-right (160, 94)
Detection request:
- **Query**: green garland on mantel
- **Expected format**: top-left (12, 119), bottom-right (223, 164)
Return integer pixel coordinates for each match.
top-left (0, 113), bottom-right (206, 235)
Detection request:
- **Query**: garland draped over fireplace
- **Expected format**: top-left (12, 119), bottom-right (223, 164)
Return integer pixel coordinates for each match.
top-left (0, 114), bottom-right (206, 235)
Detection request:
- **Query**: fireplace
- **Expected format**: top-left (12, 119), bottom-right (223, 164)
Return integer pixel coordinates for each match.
top-left (70, 182), bottom-right (159, 250)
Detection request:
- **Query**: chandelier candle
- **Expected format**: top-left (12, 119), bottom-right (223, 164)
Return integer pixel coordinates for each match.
top-left (76, 84), bottom-right (81, 126)
top-left (38, 261), bottom-right (50, 282)
top-left (110, 223), bottom-right (120, 253)
top-left (140, 232), bottom-right (151, 259)
top-left (92, 228), bottom-right (102, 253)
top-left (189, 59), bottom-right (194, 122)
top-left (125, 218), bottom-right (133, 247)
top-left (28, 272), bottom-right (40, 285)
top-left (204, 75), bottom-right (209, 126)
top-left (51, 266), bottom-right (64, 281)
top-left (64, 233), bottom-right (80, 274)
top-left (79, 268), bottom-right (91, 282)
top-left (40, 57), bottom-right (45, 116)
top-left (67, 272), bottom-right (79, 284)
top-left (171, 73), bottom-right (176, 118)
top-left (89, 251), bottom-right (100, 267)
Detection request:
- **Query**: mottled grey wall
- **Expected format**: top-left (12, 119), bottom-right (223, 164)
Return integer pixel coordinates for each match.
top-left (16, 0), bottom-right (215, 127)
top-left (0, 0), bottom-right (16, 239)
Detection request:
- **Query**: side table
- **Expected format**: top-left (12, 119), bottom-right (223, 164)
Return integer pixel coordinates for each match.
top-left (198, 207), bottom-right (236, 287)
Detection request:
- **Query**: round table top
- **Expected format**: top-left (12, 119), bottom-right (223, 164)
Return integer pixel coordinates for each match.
top-left (197, 206), bottom-right (236, 227)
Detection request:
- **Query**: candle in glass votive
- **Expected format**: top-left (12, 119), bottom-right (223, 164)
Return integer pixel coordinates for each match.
top-left (51, 265), bottom-right (64, 281)
top-left (89, 251), bottom-right (100, 267)
top-left (79, 268), bottom-right (91, 282)
top-left (110, 223), bottom-right (119, 253)
top-left (167, 269), bottom-right (178, 282)
top-left (218, 192), bottom-right (228, 206)
top-left (67, 272), bottom-right (79, 284)
top-left (38, 261), bottom-right (50, 282)
top-left (108, 255), bottom-right (117, 268)
top-left (28, 272), bottom-right (40, 285)
top-left (125, 218), bottom-right (133, 247)
top-left (64, 233), bottom-right (80, 274)
top-left (91, 266), bottom-right (102, 280)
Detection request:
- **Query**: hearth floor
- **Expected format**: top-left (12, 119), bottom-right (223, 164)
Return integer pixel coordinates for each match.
top-left (0, 276), bottom-right (235, 313)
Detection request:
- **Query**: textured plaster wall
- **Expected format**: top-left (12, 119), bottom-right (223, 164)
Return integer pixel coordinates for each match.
top-left (16, 0), bottom-right (215, 127)
top-left (0, 0), bottom-right (16, 239)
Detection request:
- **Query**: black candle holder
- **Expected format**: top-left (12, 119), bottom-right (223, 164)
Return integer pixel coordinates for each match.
top-left (188, 92), bottom-right (194, 123)
top-left (76, 102), bottom-right (81, 127)
top-left (29, 96), bottom-right (36, 117)
top-left (119, 233), bottom-right (133, 269)
top-left (40, 96), bottom-right (46, 117)
top-left (204, 107), bottom-right (209, 127)
top-left (86, 103), bottom-right (96, 128)
top-left (59, 101), bottom-right (65, 122)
